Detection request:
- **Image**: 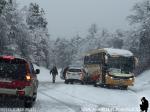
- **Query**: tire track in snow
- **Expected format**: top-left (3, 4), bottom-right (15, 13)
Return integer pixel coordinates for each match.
top-left (39, 82), bottom-right (117, 112)
top-left (128, 87), bottom-right (141, 98)
top-left (40, 82), bottom-right (99, 105)
top-left (39, 91), bottom-right (81, 112)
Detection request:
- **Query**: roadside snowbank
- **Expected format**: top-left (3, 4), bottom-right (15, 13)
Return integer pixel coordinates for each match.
top-left (130, 70), bottom-right (150, 101)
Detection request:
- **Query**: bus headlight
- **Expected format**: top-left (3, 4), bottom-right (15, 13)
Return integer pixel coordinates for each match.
top-left (110, 76), bottom-right (113, 79)
top-left (107, 74), bottom-right (113, 79)
top-left (129, 78), bottom-right (133, 80)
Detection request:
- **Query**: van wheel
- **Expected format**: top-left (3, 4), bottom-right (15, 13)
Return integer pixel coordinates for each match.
top-left (99, 83), bottom-right (105, 88)
top-left (94, 83), bottom-right (98, 87)
top-left (81, 81), bottom-right (84, 85)
top-left (24, 97), bottom-right (33, 108)
top-left (33, 93), bottom-right (37, 102)
top-left (65, 80), bottom-right (69, 84)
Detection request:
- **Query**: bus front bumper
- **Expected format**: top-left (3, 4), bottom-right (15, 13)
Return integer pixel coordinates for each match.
top-left (105, 76), bottom-right (134, 86)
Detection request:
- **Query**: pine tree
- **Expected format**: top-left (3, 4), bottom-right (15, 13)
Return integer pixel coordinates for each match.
top-left (26, 3), bottom-right (47, 29)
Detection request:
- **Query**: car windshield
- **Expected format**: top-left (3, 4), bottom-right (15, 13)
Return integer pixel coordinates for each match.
top-left (68, 69), bottom-right (81, 72)
top-left (0, 59), bottom-right (27, 80)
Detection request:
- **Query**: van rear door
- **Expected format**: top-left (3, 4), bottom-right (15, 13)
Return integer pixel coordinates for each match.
top-left (0, 57), bottom-right (27, 89)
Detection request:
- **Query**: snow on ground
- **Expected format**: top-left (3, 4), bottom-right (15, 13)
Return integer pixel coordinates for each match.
top-left (130, 70), bottom-right (150, 101)
top-left (34, 65), bottom-right (150, 112)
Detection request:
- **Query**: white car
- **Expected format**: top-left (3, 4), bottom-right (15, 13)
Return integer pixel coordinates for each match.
top-left (64, 67), bottom-right (86, 84)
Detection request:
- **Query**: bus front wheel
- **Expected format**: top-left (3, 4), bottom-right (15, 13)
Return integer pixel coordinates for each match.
top-left (119, 86), bottom-right (128, 90)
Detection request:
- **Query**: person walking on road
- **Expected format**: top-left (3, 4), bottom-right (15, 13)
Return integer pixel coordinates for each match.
top-left (50, 66), bottom-right (58, 83)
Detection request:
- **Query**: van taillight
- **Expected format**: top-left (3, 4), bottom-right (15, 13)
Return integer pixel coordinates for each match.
top-left (17, 90), bottom-right (25, 96)
top-left (26, 72), bottom-right (32, 81)
top-left (2, 56), bottom-right (15, 60)
top-left (26, 75), bottom-right (31, 81)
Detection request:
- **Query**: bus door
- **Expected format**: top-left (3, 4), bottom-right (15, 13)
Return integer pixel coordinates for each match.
top-left (100, 53), bottom-right (107, 84)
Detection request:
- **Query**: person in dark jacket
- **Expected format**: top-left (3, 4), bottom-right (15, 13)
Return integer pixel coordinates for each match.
top-left (140, 97), bottom-right (149, 112)
top-left (50, 66), bottom-right (58, 83)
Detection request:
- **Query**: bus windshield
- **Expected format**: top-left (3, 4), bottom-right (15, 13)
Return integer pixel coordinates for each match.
top-left (107, 56), bottom-right (135, 74)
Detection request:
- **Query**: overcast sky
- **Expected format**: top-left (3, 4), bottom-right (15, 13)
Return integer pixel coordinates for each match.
top-left (17, 0), bottom-right (140, 38)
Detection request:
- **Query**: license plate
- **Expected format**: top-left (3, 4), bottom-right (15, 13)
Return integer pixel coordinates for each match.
top-left (0, 79), bottom-right (12, 83)
top-left (71, 75), bottom-right (80, 79)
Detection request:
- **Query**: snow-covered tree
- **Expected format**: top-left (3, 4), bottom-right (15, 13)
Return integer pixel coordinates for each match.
top-left (0, 0), bottom-right (6, 14)
top-left (0, 0), bottom-right (30, 57)
top-left (0, 1), bottom-right (51, 68)
top-left (111, 30), bottom-right (124, 49)
top-left (26, 3), bottom-right (50, 67)
top-left (52, 38), bottom-right (72, 68)
top-left (128, 0), bottom-right (150, 72)
top-left (26, 3), bottom-right (47, 29)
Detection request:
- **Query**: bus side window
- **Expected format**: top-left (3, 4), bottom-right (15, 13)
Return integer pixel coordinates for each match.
top-left (91, 55), bottom-right (95, 63)
top-left (84, 56), bottom-right (90, 64)
top-left (90, 54), bottom-right (97, 64)
top-left (98, 53), bottom-right (102, 63)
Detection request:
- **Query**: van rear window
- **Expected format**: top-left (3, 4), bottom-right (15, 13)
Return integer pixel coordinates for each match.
top-left (0, 59), bottom-right (27, 80)
top-left (68, 69), bottom-right (81, 72)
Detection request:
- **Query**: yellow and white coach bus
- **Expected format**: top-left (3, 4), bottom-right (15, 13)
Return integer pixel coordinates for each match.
top-left (83, 48), bottom-right (138, 89)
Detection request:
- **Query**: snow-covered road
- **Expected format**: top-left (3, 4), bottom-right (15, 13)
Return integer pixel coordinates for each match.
top-left (1, 66), bottom-right (149, 112)
top-left (34, 68), bottom-right (150, 112)
top-left (37, 82), bottom-right (81, 112)
top-left (34, 81), bottom-right (138, 112)
top-left (31, 66), bottom-right (150, 112)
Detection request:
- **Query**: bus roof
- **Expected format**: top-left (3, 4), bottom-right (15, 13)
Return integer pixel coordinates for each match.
top-left (85, 48), bottom-right (133, 57)
top-left (104, 48), bottom-right (133, 57)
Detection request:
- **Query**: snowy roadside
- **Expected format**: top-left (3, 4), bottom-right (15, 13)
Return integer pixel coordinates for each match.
top-left (130, 70), bottom-right (150, 102)
top-left (34, 65), bottom-right (62, 82)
